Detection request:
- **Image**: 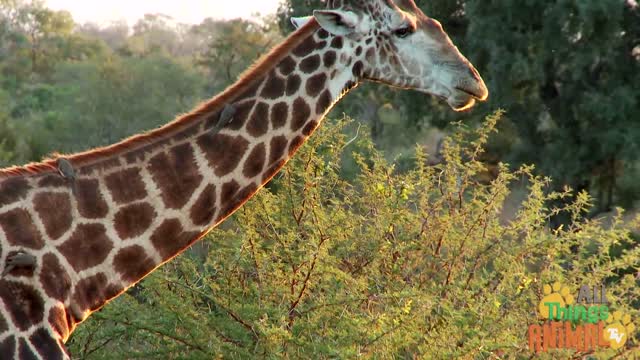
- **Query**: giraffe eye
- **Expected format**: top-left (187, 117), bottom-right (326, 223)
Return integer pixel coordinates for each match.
top-left (393, 26), bottom-right (414, 38)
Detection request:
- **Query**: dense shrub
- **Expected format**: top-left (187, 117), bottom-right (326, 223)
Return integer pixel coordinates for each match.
top-left (69, 112), bottom-right (639, 359)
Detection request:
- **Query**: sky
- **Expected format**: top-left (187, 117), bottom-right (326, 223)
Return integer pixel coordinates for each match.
top-left (44, 0), bottom-right (282, 25)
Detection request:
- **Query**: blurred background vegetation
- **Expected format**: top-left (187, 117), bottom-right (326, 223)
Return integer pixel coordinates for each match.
top-left (0, 0), bottom-right (639, 358)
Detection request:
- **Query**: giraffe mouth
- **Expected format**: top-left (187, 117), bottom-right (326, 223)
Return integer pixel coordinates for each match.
top-left (454, 86), bottom-right (488, 101)
top-left (444, 85), bottom-right (488, 111)
top-left (448, 96), bottom-right (476, 112)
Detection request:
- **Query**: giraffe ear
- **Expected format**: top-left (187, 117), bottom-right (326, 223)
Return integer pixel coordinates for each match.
top-left (313, 10), bottom-right (358, 36)
top-left (290, 16), bottom-right (313, 29)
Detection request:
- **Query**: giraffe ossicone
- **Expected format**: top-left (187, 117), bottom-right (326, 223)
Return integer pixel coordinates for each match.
top-left (0, 1), bottom-right (487, 358)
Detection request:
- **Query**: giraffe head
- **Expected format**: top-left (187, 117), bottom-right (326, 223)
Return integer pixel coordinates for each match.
top-left (293, 0), bottom-right (488, 111)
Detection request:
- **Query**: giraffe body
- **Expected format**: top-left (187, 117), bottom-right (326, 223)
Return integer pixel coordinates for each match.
top-left (0, 1), bottom-right (487, 358)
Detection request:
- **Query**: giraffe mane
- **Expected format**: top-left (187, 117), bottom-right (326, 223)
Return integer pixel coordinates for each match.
top-left (0, 19), bottom-right (321, 180)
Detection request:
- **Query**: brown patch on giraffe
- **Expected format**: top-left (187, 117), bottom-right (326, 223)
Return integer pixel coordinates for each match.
top-left (269, 136), bottom-right (288, 164)
top-left (247, 102), bottom-right (269, 138)
top-left (291, 97), bottom-right (311, 132)
top-left (113, 245), bottom-right (157, 283)
top-left (70, 273), bottom-right (123, 322)
top-left (0, 311), bottom-right (6, 332)
top-left (0, 177), bottom-right (30, 207)
top-left (0, 209), bottom-right (44, 249)
top-left (306, 73), bottom-right (327, 98)
top-left (302, 121), bottom-right (320, 136)
top-left (220, 180), bottom-right (241, 206)
top-left (271, 102), bottom-right (289, 129)
top-left (286, 75), bottom-right (302, 96)
top-left (352, 60), bottom-right (364, 78)
top-left (292, 36), bottom-right (318, 57)
top-left (150, 219), bottom-right (200, 260)
top-left (278, 56), bottom-right (297, 76)
top-left (190, 184), bottom-right (217, 226)
top-left (0, 280), bottom-right (44, 331)
top-left (365, 47), bottom-right (375, 61)
top-left (48, 306), bottom-right (70, 342)
top-left (70, 274), bottom-right (104, 321)
top-left (331, 37), bottom-right (343, 49)
top-left (355, 46), bottom-right (363, 56)
top-left (198, 131), bottom-right (251, 176)
top-left (173, 123), bottom-right (201, 142)
top-left (242, 78), bottom-right (263, 98)
top-left (318, 29), bottom-right (329, 39)
top-left (300, 54), bottom-right (321, 73)
top-left (323, 51), bottom-right (337, 68)
top-left (38, 175), bottom-right (66, 188)
top-left (124, 141), bottom-right (164, 164)
top-left (75, 179), bottom-right (109, 219)
top-left (219, 183), bottom-right (258, 220)
top-left (262, 159), bottom-right (286, 184)
top-left (114, 202), bottom-right (156, 240)
top-left (33, 192), bottom-right (72, 240)
top-left (260, 71), bottom-right (286, 100)
top-left (105, 168), bottom-right (147, 205)
top-left (18, 338), bottom-right (37, 360)
top-left (57, 224), bottom-right (113, 272)
top-left (289, 135), bottom-right (305, 156)
top-left (78, 158), bottom-right (121, 176)
top-left (343, 80), bottom-right (357, 93)
top-left (203, 108), bottom-right (223, 130)
top-left (30, 328), bottom-right (64, 360)
top-left (316, 90), bottom-right (333, 115)
top-left (148, 143), bottom-right (203, 210)
top-left (243, 144), bottom-right (266, 178)
top-left (379, 46), bottom-right (388, 59)
top-left (41, 254), bottom-right (72, 302)
top-left (0, 336), bottom-right (15, 357)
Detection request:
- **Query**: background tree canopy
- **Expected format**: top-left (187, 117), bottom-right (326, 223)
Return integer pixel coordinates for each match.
top-left (0, 0), bottom-right (638, 358)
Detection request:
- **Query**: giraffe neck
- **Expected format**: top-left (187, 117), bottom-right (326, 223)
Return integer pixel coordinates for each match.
top-left (0, 19), bottom-right (362, 358)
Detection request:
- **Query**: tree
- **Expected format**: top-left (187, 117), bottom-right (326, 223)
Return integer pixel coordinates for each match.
top-left (67, 114), bottom-right (640, 358)
top-left (76, 20), bottom-right (129, 51)
top-left (465, 0), bottom-right (640, 215)
top-left (192, 17), bottom-right (282, 93)
top-left (21, 55), bottom-right (207, 157)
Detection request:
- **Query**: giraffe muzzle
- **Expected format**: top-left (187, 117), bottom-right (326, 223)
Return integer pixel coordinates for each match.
top-left (447, 72), bottom-right (489, 111)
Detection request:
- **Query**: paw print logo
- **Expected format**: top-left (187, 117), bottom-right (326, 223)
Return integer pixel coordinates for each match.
top-left (604, 311), bottom-right (635, 350)
top-left (538, 282), bottom-right (574, 319)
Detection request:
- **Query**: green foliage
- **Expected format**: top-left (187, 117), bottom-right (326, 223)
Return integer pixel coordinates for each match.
top-left (465, 0), bottom-right (640, 213)
top-left (68, 114), bottom-right (639, 359)
top-left (193, 17), bottom-right (282, 93)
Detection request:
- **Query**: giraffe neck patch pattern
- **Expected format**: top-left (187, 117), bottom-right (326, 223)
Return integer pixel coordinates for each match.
top-left (0, 20), bottom-right (360, 359)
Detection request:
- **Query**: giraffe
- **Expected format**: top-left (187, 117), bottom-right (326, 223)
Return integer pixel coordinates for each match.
top-left (0, 0), bottom-right (488, 358)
